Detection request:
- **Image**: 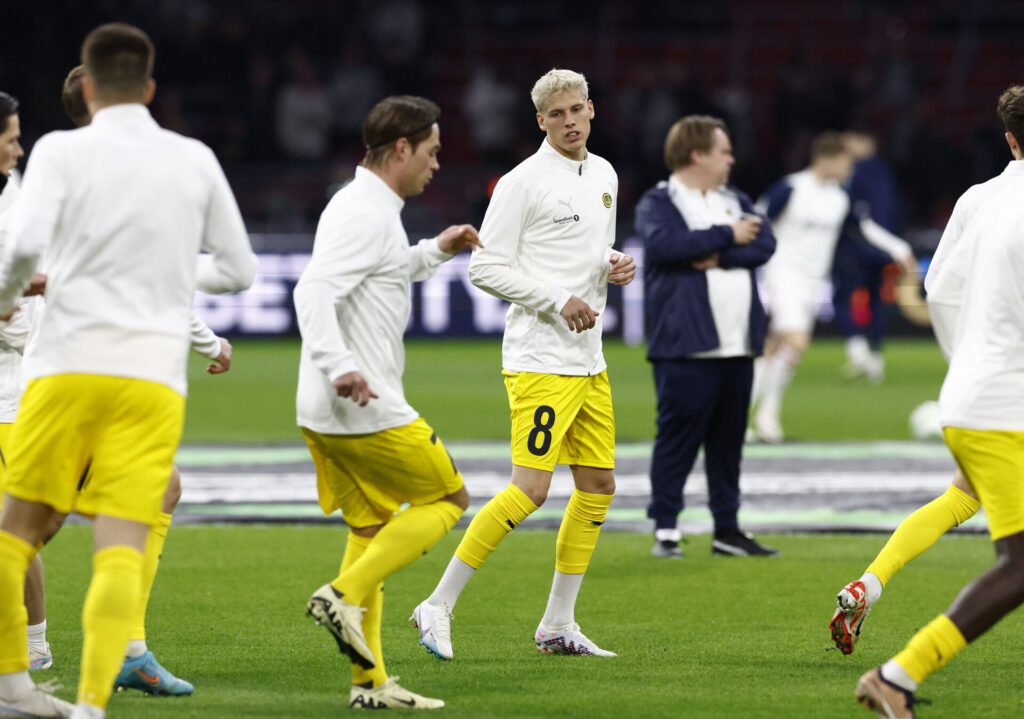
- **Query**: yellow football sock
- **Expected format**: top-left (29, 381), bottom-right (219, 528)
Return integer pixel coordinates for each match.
top-left (129, 511), bottom-right (172, 642)
top-left (555, 490), bottom-right (613, 574)
top-left (331, 500), bottom-right (463, 606)
top-left (338, 532), bottom-right (388, 688)
top-left (867, 486), bottom-right (980, 585)
top-left (79, 546), bottom-right (144, 708)
top-left (893, 614), bottom-right (967, 683)
top-left (0, 530), bottom-right (35, 673)
top-left (455, 484), bottom-right (538, 569)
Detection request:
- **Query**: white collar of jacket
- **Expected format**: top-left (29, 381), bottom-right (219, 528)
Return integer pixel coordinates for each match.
top-left (538, 138), bottom-right (590, 174)
top-left (353, 165), bottom-right (405, 212)
top-left (90, 103), bottom-right (159, 129)
top-left (667, 174), bottom-right (728, 201)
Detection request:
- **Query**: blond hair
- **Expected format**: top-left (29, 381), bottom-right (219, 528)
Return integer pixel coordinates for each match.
top-left (530, 68), bottom-right (588, 113)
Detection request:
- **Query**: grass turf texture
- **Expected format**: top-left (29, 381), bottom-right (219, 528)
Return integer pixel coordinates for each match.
top-left (34, 525), bottom-right (1023, 718)
top-left (183, 337), bottom-right (946, 444)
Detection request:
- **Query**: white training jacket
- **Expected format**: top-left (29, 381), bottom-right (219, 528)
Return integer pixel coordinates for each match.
top-left (470, 139), bottom-right (618, 376)
top-left (0, 104), bottom-right (256, 397)
top-left (0, 179), bottom-right (32, 422)
top-left (294, 166), bottom-right (453, 435)
top-left (929, 160), bottom-right (1024, 430)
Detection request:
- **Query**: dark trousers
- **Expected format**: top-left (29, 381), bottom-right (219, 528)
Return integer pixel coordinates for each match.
top-left (647, 356), bottom-right (753, 533)
top-left (834, 249), bottom-right (889, 347)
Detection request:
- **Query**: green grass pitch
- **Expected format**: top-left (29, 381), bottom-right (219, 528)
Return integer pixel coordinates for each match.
top-left (182, 337), bottom-right (947, 444)
top-left (35, 525), bottom-right (1023, 717)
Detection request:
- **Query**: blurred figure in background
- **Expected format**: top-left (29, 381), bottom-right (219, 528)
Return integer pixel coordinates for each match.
top-left (750, 132), bottom-right (914, 443)
top-left (636, 115), bottom-right (778, 559)
top-left (833, 129), bottom-right (907, 384)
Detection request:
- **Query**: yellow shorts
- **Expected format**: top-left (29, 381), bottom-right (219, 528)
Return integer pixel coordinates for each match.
top-left (302, 417), bottom-right (464, 528)
top-left (5, 374), bottom-right (184, 525)
top-left (503, 371), bottom-right (615, 472)
top-left (0, 422), bottom-right (11, 510)
top-left (944, 426), bottom-right (1024, 540)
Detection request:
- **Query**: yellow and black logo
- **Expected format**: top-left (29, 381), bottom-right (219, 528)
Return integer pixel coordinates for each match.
top-left (602, 192), bottom-right (612, 208)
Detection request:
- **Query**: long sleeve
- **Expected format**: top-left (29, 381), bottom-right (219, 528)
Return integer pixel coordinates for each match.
top-left (469, 175), bottom-right (571, 313)
top-left (195, 150), bottom-right (258, 294)
top-left (189, 310), bottom-right (221, 359)
top-left (0, 137), bottom-right (62, 315)
top-left (858, 216), bottom-right (912, 261)
top-left (635, 189), bottom-right (734, 265)
top-left (293, 208), bottom-right (382, 383)
top-left (406, 236), bottom-right (451, 282)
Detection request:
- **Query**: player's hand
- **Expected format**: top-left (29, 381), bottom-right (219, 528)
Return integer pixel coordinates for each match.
top-left (207, 337), bottom-right (232, 374)
top-left (692, 253), bottom-right (719, 271)
top-left (608, 253), bottom-right (636, 286)
top-left (436, 224), bottom-right (482, 255)
top-left (897, 253), bottom-right (918, 276)
top-left (560, 295), bottom-right (600, 333)
top-left (333, 370), bottom-right (379, 406)
top-left (730, 217), bottom-right (762, 246)
top-left (23, 273), bottom-right (47, 297)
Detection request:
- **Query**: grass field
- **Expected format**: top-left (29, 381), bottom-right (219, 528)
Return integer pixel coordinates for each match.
top-left (34, 525), bottom-right (1021, 718)
top-left (182, 337), bottom-right (947, 444)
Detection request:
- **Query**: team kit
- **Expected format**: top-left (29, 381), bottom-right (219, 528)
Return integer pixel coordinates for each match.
top-left (0, 20), bottom-right (1023, 719)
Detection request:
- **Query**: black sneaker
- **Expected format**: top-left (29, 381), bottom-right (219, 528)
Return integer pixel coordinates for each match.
top-left (651, 539), bottom-right (684, 558)
top-left (711, 530), bottom-right (780, 557)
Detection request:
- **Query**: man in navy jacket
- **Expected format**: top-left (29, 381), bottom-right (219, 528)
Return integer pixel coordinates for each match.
top-left (635, 115), bottom-right (778, 558)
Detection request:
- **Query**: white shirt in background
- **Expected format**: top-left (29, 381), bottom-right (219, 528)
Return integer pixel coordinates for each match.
top-left (667, 175), bottom-right (752, 358)
top-left (0, 104), bottom-right (256, 397)
top-left (469, 139), bottom-right (618, 376)
top-left (294, 166), bottom-right (453, 435)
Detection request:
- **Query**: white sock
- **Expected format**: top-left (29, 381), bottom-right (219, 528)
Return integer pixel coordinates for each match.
top-left (758, 346), bottom-right (800, 419)
top-left (70, 702), bottom-right (105, 719)
top-left (880, 660), bottom-right (918, 693)
top-left (124, 639), bottom-right (147, 659)
top-left (859, 572), bottom-right (883, 606)
top-left (427, 557), bottom-right (476, 611)
top-left (540, 571), bottom-right (584, 629)
top-left (654, 528), bottom-right (682, 543)
top-left (846, 335), bottom-right (870, 367)
top-left (26, 621), bottom-right (47, 652)
top-left (0, 670), bottom-right (34, 700)
top-left (750, 357), bottom-right (767, 408)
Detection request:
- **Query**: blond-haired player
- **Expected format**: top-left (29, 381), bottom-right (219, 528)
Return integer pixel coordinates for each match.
top-left (413, 68), bottom-right (635, 660)
top-left (853, 85), bottom-right (1024, 718)
top-left (0, 23), bottom-right (255, 719)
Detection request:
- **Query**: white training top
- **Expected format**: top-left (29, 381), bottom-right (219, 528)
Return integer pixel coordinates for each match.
top-left (294, 166), bottom-right (453, 435)
top-left (469, 139), bottom-right (618, 375)
top-left (667, 175), bottom-right (752, 358)
top-left (0, 179), bottom-right (32, 422)
top-left (759, 170), bottom-right (912, 283)
top-left (0, 104), bottom-right (256, 397)
top-left (932, 160), bottom-right (1024, 430)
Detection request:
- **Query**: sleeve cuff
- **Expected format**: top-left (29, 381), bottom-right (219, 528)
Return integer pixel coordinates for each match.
top-left (549, 286), bottom-right (573, 314)
top-left (328, 358), bottom-right (361, 384)
top-left (426, 237), bottom-right (452, 260)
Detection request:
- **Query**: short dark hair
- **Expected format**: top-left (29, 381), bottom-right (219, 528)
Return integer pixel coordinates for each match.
top-left (62, 65), bottom-right (90, 127)
top-left (362, 95), bottom-right (440, 168)
top-left (810, 131), bottom-right (849, 161)
top-left (0, 91), bottom-right (18, 135)
top-left (664, 115), bottom-right (729, 171)
top-left (997, 85), bottom-right (1024, 148)
top-left (81, 23), bottom-right (155, 101)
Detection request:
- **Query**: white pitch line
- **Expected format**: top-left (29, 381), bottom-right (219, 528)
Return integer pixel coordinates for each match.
top-left (178, 470), bottom-right (954, 505)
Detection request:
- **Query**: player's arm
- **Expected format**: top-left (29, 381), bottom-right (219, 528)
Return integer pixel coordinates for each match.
top-left (292, 207), bottom-right (381, 405)
top-left (635, 188), bottom-right (737, 265)
top-left (0, 298), bottom-right (32, 351)
top-left (0, 136), bottom-right (63, 316)
top-left (718, 193), bottom-right (777, 269)
top-left (188, 310), bottom-right (232, 374)
top-left (406, 224), bottom-right (481, 282)
top-left (855, 209), bottom-right (916, 273)
top-left (195, 147), bottom-right (258, 294)
top-left (469, 176), bottom-right (575, 313)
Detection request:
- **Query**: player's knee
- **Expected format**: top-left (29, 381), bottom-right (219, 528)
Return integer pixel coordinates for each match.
top-left (163, 466), bottom-right (183, 513)
top-left (521, 485), bottom-right (548, 507)
top-left (42, 512), bottom-right (68, 545)
top-left (444, 485), bottom-right (470, 511)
